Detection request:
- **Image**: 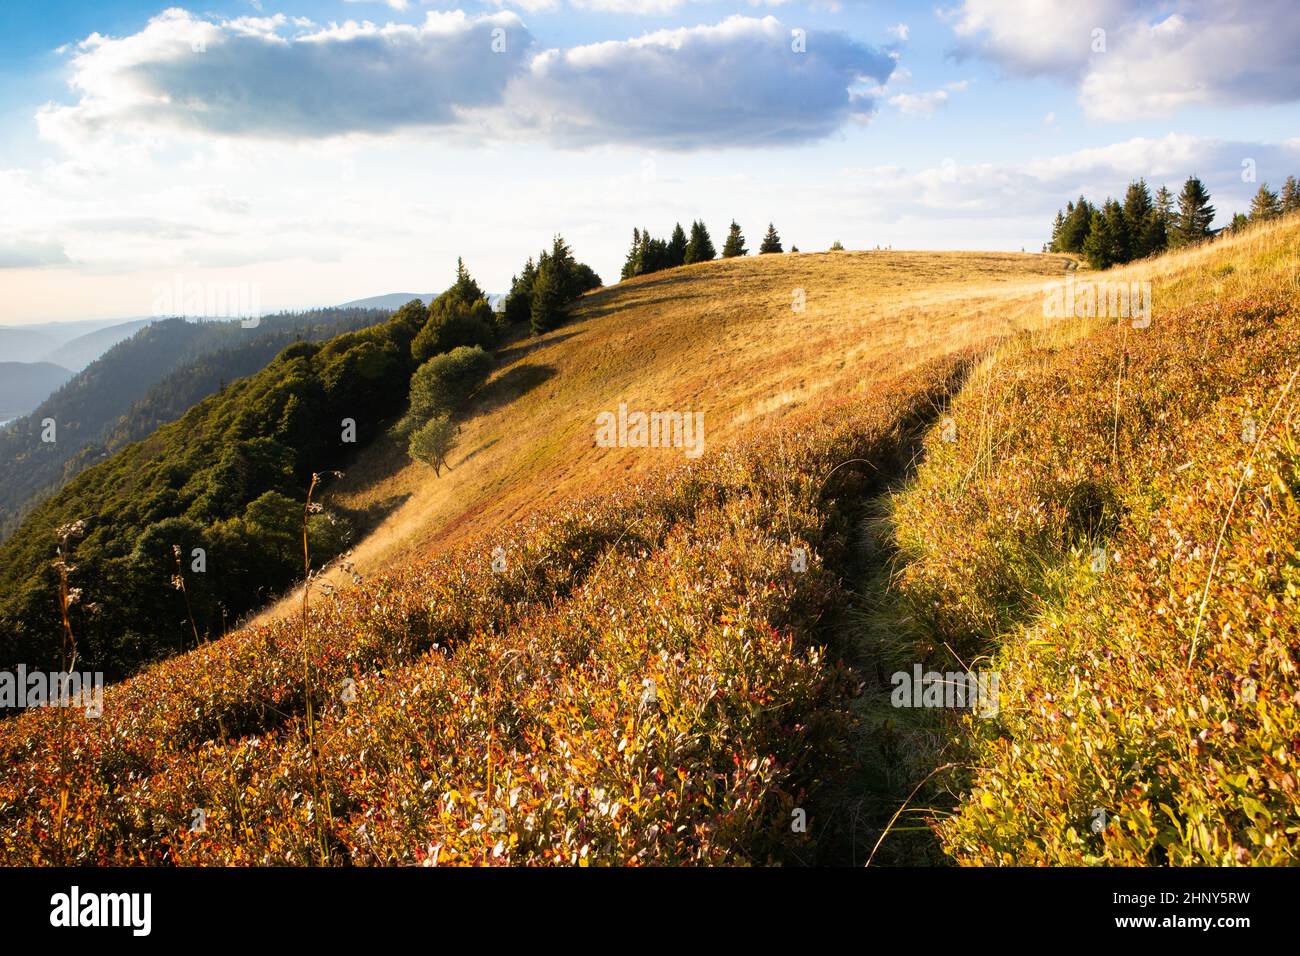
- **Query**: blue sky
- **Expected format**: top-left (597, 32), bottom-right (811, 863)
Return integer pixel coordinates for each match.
top-left (1, 0), bottom-right (1298, 323)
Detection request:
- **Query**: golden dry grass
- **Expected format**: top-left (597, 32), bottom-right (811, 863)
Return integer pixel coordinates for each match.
top-left (254, 223), bottom-right (1300, 627)
top-left (885, 215), bottom-right (1300, 863)
top-left (253, 249), bottom-right (1072, 623)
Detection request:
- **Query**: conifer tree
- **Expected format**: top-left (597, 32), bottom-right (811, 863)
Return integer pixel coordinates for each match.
top-left (1081, 211), bottom-right (1106, 269)
top-left (1057, 198), bottom-right (1094, 253)
top-left (547, 234), bottom-right (579, 301)
top-left (644, 232), bottom-right (670, 273)
top-left (684, 220), bottom-right (716, 264)
top-left (1171, 176), bottom-right (1216, 247)
top-left (1155, 185), bottom-right (1174, 225)
top-left (758, 222), bottom-right (782, 254)
top-left (1121, 179), bottom-right (1154, 259)
top-left (721, 221), bottom-right (747, 258)
top-left (667, 223), bottom-right (688, 268)
top-left (503, 257), bottom-right (536, 325)
top-left (1049, 210), bottom-right (1066, 252)
top-left (449, 257), bottom-right (484, 305)
top-left (1281, 176), bottom-right (1300, 214)
top-left (1249, 183), bottom-right (1282, 222)
top-left (530, 255), bottom-right (564, 336)
top-left (620, 228), bottom-right (643, 281)
top-left (1103, 198), bottom-right (1130, 264)
top-left (1082, 208), bottom-right (1121, 269)
top-left (637, 228), bottom-right (653, 275)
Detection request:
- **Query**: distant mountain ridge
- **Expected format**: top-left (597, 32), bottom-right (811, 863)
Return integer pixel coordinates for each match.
top-left (0, 362), bottom-right (73, 419)
top-left (0, 318), bottom-right (155, 368)
top-left (0, 299), bottom-right (446, 682)
top-left (42, 319), bottom-right (155, 371)
top-left (337, 292), bottom-right (436, 310)
top-left (340, 291), bottom-right (506, 312)
top-left (0, 308), bottom-right (389, 538)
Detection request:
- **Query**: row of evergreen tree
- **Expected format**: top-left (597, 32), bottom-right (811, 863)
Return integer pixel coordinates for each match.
top-left (502, 235), bottom-right (602, 336)
top-left (1050, 175), bottom-right (1300, 270)
top-left (1225, 176), bottom-right (1300, 234)
top-left (621, 221), bottom-right (787, 280)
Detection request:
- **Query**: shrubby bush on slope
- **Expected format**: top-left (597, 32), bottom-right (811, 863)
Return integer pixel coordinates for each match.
top-left (894, 291), bottom-right (1300, 864)
top-left (0, 358), bottom-right (964, 865)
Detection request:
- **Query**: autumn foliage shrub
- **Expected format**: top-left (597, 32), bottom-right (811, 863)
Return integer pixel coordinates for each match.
top-left (0, 358), bottom-right (964, 865)
top-left (894, 292), bottom-right (1300, 864)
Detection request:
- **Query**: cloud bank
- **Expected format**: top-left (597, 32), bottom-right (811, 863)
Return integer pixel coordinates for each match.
top-left (40, 8), bottom-right (895, 152)
top-left (945, 0), bottom-right (1300, 120)
top-left (40, 10), bottom-right (533, 144)
top-left (510, 16), bottom-right (895, 148)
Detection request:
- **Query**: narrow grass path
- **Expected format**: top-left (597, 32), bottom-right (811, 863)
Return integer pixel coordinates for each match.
top-left (789, 370), bottom-right (975, 866)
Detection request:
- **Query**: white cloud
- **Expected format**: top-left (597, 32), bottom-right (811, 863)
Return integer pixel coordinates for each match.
top-left (39, 9), bottom-right (533, 147)
top-left (944, 0), bottom-right (1128, 78)
top-left (505, 16), bottom-right (895, 148)
top-left (943, 0), bottom-right (1300, 120)
top-left (39, 10), bottom-right (895, 153)
top-left (344, 0), bottom-right (411, 10)
top-left (889, 80), bottom-right (968, 117)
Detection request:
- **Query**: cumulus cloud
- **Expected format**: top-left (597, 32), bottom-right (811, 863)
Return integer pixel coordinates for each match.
top-left (943, 0), bottom-right (1300, 120)
top-left (344, 0), bottom-right (411, 10)
top-left (944, 0), bottom-right (1128, 79)
top-left (39, 9), bottom-right (534, 146)
top-left (490, 1), bottom-right (849, 14)
top-left (504, 16), bottom-right (895, 148)
top-left (40, 9), bottom-right (895, 152)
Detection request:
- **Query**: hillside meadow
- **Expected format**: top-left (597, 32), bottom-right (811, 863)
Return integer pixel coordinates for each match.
top-left (889, 216), bottom-right (1300, 864)
top-left (253, 248), bottom-right (1071, 624)
top-left (1, 217), bottom-right (1297, 865)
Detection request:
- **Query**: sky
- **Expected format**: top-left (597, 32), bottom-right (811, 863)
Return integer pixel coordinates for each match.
top-left (0, 0), bottom-right (1298, 323)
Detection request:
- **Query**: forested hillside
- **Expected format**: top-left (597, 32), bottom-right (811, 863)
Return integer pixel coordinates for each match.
top-left (0, 309), bottom-right (386, 538)
top-left (0, 303), bottom-right (422, 680)
top-left (0, 249), bottom-right (550, 683)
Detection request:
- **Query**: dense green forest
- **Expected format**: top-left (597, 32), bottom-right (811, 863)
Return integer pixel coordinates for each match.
top-left (0, 252), bottom-right (595, 685)
top-left (0, 309), bottom-right (387, 538)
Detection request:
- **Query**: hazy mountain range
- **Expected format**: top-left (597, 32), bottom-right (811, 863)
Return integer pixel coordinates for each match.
top-left (0, 362), bottom-right (73, 421)
top-left (338, 291), bottom-right (505, 311)
top-left (0, 294), bottom-right (490, 423)
top-left (0, 317), bottom-right (154, 369)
